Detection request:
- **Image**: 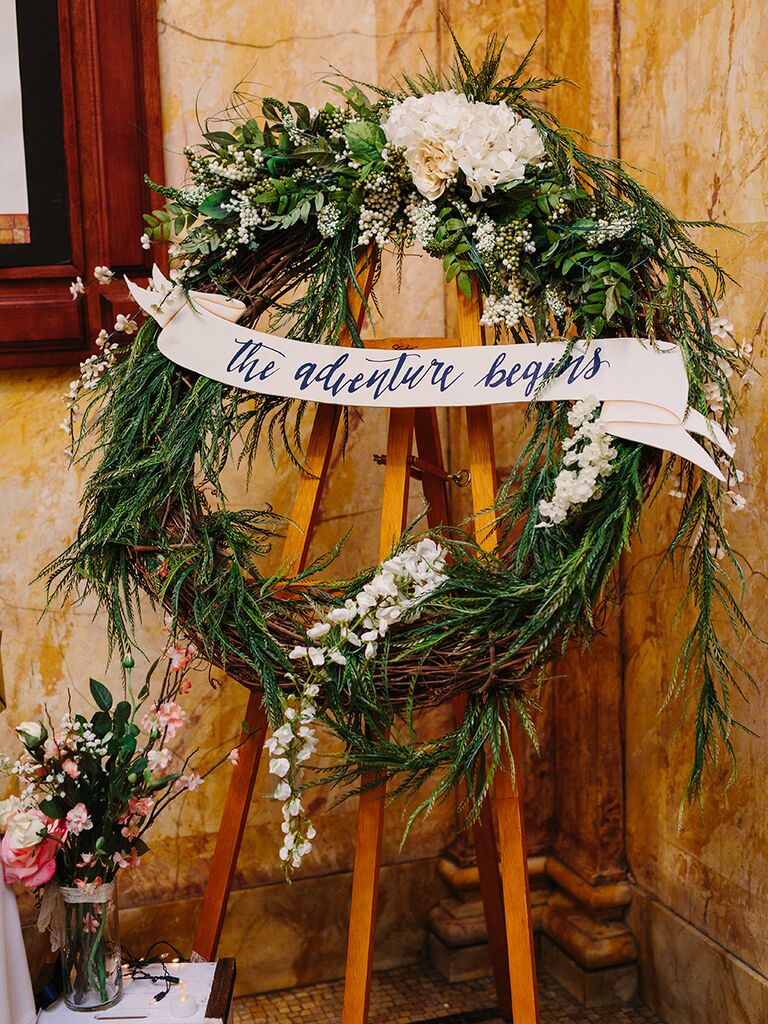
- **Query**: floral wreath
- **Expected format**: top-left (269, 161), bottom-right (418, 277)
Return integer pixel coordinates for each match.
top-left (49, 34), bottom-right (755, 872)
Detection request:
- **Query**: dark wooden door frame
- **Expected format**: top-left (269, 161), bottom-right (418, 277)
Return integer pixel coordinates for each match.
top-left (0, 0), bottom-right (165, 369)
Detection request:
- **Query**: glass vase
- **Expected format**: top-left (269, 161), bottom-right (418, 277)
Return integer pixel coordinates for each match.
top-left (60, 882), bottom-right (123, 1011)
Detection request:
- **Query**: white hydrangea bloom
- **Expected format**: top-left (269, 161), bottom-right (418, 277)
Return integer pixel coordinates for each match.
top-left (382, 90), bottom-right (545, 203)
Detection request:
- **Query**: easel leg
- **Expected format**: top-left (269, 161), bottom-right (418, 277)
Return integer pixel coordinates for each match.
top-left (341, 765), bottom-right (388, 1024)
top-left (495, 722), bottom-right (539, 1023)
top-left (342, 408), bottom-right (415, 1024)
top-left (415, 409), bottom-right (514, 1019)
top-left (456, 279), bottom-right (539, 1022)
top-left (192, 689), bottom-right (268, 960)
top-left (472, 805), bottom-right (514, 1020)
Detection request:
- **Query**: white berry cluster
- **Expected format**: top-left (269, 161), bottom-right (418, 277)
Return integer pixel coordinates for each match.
top-left (269, 539), bottom-right (448, 874)
top-left (212, 148), bottom-right (263, 183)
top-left (495, 221), bottom-right (535, 271)
top-left (281, 113), bottom-right (306, 145)
top-left (405, 196), bottom-right (439, 248)
top-left (358, 171), bottom-right (403, 248)
top-left (480, 280), bottom-right (528, 330)
top-left (586, 215), bottom-right (634, 247)
top-left (537, 396), bottom-right (617, 527)
top-left (221, 190), bottom-right (269, 246)
top-left (317, 202), bottom-right (342, 238)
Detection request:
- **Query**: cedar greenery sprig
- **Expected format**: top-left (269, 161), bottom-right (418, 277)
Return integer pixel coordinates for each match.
top-left (43, 32), bottom-right (755, 833)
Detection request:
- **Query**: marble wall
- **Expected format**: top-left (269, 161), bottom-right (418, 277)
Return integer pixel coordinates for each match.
top-left (1, 0), bottom-right (766, 1012)
top-left (618, 2), bottom-right (768, 1020)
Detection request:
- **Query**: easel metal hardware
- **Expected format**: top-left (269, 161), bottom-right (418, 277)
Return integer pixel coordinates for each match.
top-left (372, 452), bottom-right (471, 487)
top-left (192, 252), bottom-right (539, 1024)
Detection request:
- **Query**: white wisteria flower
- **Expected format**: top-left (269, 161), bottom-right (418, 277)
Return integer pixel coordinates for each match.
top-left (270, 538), bottom-right (448, 875)
top-left (140, 233), bottom-right (151, 250)
top-left (382, 90), bottom-right (545, 203)
top-left (114, 314), bottom-right (138, 335)
top-left (537, 397), bottom-right (617, 527)
top-left (93, 265), bottom-right (114, 285)
top-left (709, 315), bottom-right (734, 339)
top-left (69, 277), bottom-right (85, 300)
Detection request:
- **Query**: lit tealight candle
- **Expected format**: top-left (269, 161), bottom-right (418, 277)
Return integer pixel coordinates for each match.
top-left (170, 979), bottom-right (198, 1018)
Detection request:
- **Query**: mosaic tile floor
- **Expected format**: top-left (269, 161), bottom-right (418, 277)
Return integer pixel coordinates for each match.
top-left (233, 964), bottom-right (666, 1024)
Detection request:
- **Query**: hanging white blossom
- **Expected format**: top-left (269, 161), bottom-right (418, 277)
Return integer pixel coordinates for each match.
top-left (537, 397), bottom-right (617, 527)
top-left (269, 538), bottom-right (448, 874)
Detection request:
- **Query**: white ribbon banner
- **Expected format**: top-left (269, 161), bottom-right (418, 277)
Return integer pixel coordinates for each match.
top-left (127, 268), bottom-right (733, 479)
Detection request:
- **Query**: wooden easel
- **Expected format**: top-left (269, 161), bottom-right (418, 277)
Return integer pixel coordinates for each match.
top-left (191, 258), bottom-right (539, 1024)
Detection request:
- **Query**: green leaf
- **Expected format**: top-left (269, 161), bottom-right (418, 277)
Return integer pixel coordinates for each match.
top-left (92, 710), bottom-right (112, 737)
top-left (457, 272), bottom-right (473, 298)
top-left (90, 678), bottom-right (112, 711)
top-left (40, 797), bottom-right (67, 819)
top-left (203, 130), bottom-right (237, 146)
top-left (113, 701), bottom-right (132, 734)
top-left (604, 284), bottom-right (619, 321)
top-left (199, 190), bottom-right (232, 220)
top-left (343, 121), bottom-right (386, 164)
top-left (289, 102), bottom-right (311, 127)
top-left (146, 771), bottom-right (181, 793)
top-left (261, 98), bottom-right (282, 122)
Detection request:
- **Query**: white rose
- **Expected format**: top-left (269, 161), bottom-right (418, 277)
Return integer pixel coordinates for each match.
top-left (407, 138), bottom-right (458, 200)
top-left (4, 810), bottom-right (47, 850)
top-left (16, 721), bottom-right (46, 746)
top-left (0, 796), bottom-right (23, 831)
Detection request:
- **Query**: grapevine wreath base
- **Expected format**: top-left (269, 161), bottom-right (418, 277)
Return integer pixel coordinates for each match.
top-left (47, 35), bottom-right (754, 858)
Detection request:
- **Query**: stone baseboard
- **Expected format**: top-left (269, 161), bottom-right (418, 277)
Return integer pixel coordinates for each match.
top-left (541, 935), bottom-right (638, 1007)
top-left (628, 885), bottom-right (768, 1024)
top-left (24, 858), bottom-right (448, 998)
top-left (429, 854), bottom-right (639, 1006)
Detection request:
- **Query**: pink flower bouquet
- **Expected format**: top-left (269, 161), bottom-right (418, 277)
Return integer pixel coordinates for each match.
top-left (0, 647), bottom-right (238, 1010)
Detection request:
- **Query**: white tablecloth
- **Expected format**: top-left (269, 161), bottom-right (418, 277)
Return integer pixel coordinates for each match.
top-left (39, 961), bottom-right (222, 1023)
top-left (0, 880), bottom-right (36, 1024)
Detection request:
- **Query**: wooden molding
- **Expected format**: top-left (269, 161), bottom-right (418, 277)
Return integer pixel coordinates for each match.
top-left (0, 0), bottom-right (165, 369)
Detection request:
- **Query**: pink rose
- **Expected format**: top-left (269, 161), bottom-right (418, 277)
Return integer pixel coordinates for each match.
top-left (43, 738), bottom-right (60, 761)
top-left (0, 811), bottom-right (63, 889)
top-left (62, 759), bottom-right (80, 779)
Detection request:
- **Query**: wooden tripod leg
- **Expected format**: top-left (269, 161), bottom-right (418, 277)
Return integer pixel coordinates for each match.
top-left (342, 407), bottom-right (415, 1024)
top-left (413, 408), bottom-right (450, 526)
top-left (192, 690), bottom-right (268, 959)
top-left (458, 284), bottom-right (539, 1023)
top-left (495, 724), bottom-right (539, 1022)
top-left (414, 407), bottom-right (514, 1019)
top-left (192, 250), bottom-right (378, 960)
